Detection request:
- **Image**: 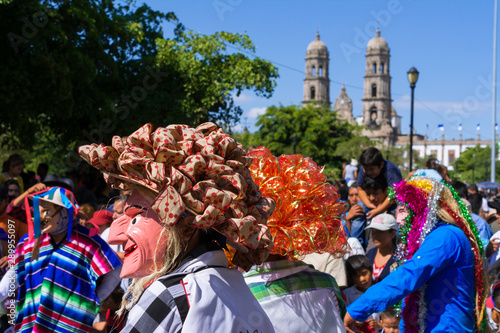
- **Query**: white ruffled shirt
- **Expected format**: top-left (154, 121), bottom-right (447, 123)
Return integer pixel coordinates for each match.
top-left (123, 249), bottom-right (274, 333)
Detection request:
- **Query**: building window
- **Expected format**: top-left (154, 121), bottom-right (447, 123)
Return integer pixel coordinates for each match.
top-left (312, 66), bottom-right (315, 77)
top-left (370, 106), bottom-right (377, 124)
top-left (310, 86), bottom-right (316, 100)
top-left (430, 150), bottom-right (438, 158)
top-left (319, 66), bottom-right (323, 77)
top-left (373, 63), bottom-right (377, 74)
top-left (448, 150), bottom-right (456, 164)
top-left (371, 84), bottom-right (377, 97)
top-left (380, 62), bottom-right (384, 74)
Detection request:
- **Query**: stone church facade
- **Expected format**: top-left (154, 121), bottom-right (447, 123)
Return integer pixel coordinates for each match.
top-left (302, 33), bottom-right (330, 106)
top-left (303, 29), bottom-right (401, 147)
top-left (302, 29), bottom-right (489, 167)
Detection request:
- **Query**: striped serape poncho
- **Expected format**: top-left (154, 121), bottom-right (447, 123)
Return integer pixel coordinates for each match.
top-left (244, 259), bottom-right (346, 333)
top-left (14, 225), bottom-right (122, 333)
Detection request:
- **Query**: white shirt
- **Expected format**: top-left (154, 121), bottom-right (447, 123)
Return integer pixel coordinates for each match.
top-left (489, 231), bottom-right (500, 267)
top-left (182, 251), bottom-right (274, 332)
top-left (244, 260), bottom-right (346, 333)
top-left (344, 237), bottom-right (366, 259)
top-left (100, 227), bottom-right (123, 253)
top-left (303, 253), bottom-right (348, 287)
top-left (0, 268), bottom-right (16, 316)
top-left (344, 164), bottom-right (358, 180)
top-left (482, 197), bottom-right (491, 212)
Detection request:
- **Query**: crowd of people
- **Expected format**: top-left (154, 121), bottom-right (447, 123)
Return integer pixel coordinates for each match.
top-left (2, 124), bottom-right (500, 332)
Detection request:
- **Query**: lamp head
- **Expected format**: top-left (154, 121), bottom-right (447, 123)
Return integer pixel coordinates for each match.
top-left (407, 67), bottom-right (419, 87)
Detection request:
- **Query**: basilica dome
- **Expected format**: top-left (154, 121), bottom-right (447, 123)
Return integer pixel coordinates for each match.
top-left (307, 33), bottom-right (327, 52)
top-left (367, 29), bottom-right (388, 51)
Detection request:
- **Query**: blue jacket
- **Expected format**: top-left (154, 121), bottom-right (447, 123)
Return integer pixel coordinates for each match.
top-left (347, 224), bottom-right (476, 332)
top-left (471, 213), bottom-right (492, 247)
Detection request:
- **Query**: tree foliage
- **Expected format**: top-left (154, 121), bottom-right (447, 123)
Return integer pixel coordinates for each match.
top-left (238, 104), bottom-right (372, 176)
top-left (334, 136), bottom-right (375, 161)
top-left (0, 0), bottom-right (278, 161)
top-left (156, 31), bottom-right (277, 126)
top-left (453, 146), bottom-right (500, 183)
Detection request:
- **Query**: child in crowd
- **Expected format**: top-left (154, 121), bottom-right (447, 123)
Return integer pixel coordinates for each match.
top-left (350, 176), bottom-right (389, 248)
top-left (487, 261), bottom-right (500, 332)
top-left (357, 148), bottom-right (402, 220)
top-left (344, 255), bottom-right (380, 332)
top-left (361, 177), bottom-right (389, 212)
top-left (379, 306), bottom-right (400, 333)
top-left (487, 280), bottom-right (500, 332)
top-left (78, 203), bottom-right (95, 226)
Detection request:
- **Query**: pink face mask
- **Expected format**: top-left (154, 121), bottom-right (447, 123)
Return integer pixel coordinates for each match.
top-left (396, 205), bottom-right (409, 226)
top-left (108, 190), bottom-right (168, 278)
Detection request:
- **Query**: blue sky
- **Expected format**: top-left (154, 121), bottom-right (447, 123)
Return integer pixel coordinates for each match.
top-left (144, 0), bottom-right (498, 141)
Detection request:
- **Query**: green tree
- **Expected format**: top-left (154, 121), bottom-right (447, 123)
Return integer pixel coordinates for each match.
top-left (453, 146), bottom-right (500, 183)
top-left (242, 104), bottom-right (372, 178)
top-left (334, 136), bottom-right (375, 161)
top-left (0, 0), bottom-right (278, 162)
top-left (156, 31), bottom-right (278, 127)
top-left (1, 0), bottom-right (168, 147)
top-left (232, 127), bottom-right (262, 149)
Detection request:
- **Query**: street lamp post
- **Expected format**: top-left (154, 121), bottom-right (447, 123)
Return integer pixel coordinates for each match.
top-left (407, 67), bottom-right (419, 172)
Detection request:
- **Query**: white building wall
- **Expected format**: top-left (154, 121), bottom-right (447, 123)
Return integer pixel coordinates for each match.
top-left (407, 142), bottom-right (489, 167)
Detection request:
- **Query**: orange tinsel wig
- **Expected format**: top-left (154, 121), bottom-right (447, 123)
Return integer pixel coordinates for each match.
top-left (248, 147), bottom-right (349, 260)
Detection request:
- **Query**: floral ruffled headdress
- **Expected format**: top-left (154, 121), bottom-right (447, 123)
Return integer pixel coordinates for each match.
top-left (78, 122), bottom-right (275, 270)
top-left (389, 176), bottom-right (486, 332)
top-left (247, 147), bottom-right (348, 260)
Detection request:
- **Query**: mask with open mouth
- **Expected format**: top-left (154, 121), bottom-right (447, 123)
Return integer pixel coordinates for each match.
top-left (396, 204), bottom-right (409, 226)
top-left (108, 190), bottom-right (168, 278)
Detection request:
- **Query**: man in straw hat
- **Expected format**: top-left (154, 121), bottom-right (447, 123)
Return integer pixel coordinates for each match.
top-left (243, 147), bottom-right (349, 333)
top-left (344, 173), bottom-right (487, 332)
top-left (78, 122), bottom-right (276, 332)
top-left (12, 186), bottom-right (122, 332)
